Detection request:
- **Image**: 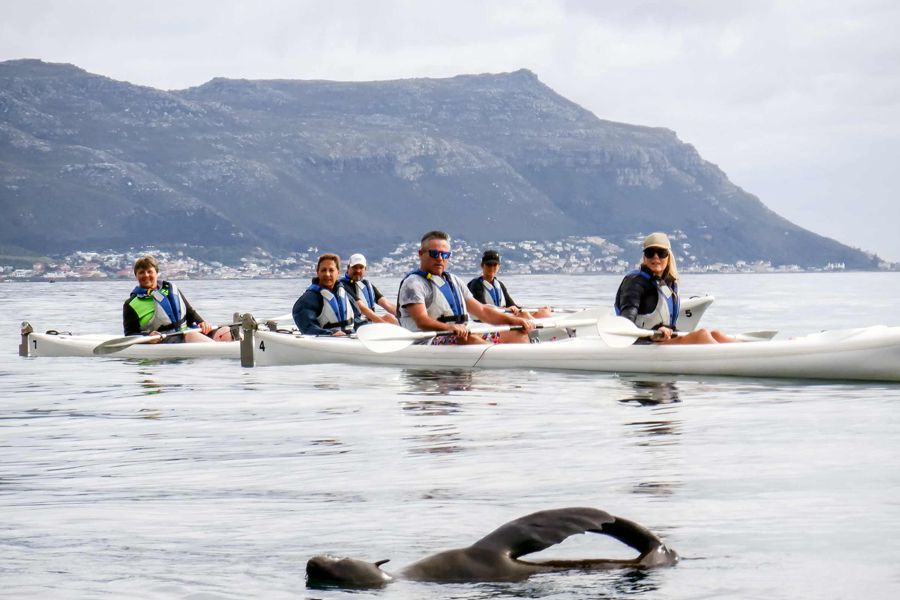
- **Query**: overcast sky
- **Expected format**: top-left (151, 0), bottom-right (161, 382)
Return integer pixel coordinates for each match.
top-left (3, 0), bottom-right (898, 260)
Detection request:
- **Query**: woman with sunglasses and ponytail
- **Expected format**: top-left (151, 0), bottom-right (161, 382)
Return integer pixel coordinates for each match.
top-left (614, 233), bottom-right (736, 344)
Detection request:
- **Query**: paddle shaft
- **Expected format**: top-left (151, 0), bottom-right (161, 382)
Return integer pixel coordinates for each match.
top-left (399, 317), bottom-right (600, 341)
top-left (92, 328), bottom-right (199, 355)
top-left (355, 312), bottom-right (613, 353)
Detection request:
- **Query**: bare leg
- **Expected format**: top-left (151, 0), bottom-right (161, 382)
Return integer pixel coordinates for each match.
top-left (711, 330), bottom-right (739, 343)
top-left (183, 330), bottom-right (215, 343)
top-left (657, 328), bottom-right (718, 345)
top-left (458, 333), bottom-right (489, 345)
top-left (211, 326), bottom-right (233, 342)
top-left (498, 330), bottom-right (530, 344)
top-left (524, 307), bottom-right (552, 319)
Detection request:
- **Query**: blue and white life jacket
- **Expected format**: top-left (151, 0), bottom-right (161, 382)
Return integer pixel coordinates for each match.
top-left (340, 275), bottom-right (377, 310)
top-left (476, 276), bottom-right (506, 308)
top-left (129, 281), bottom-right (186, 333)
top-left (617, 270), bottom-right (679, 330)
top-left (307, 283), bottom-right (354, 332)
top-left (397, 270), bottom-right (468, 331)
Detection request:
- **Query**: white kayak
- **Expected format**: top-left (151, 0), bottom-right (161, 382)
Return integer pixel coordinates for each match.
top-left (19, 322), bottom-right (239, 359)
top-left (16, 297), bottom-right (715, 361)
top-left (245, 325), bottom-right (900, 383)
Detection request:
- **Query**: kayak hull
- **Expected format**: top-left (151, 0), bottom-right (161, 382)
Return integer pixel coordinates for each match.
top-left (249, 326), bottom-right (900, 383)
top-left (21, 329), bottom-right (239, 359)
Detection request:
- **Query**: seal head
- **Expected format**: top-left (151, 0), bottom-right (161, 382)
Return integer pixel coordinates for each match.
top-left (306, 555), bottom-right (393, 588)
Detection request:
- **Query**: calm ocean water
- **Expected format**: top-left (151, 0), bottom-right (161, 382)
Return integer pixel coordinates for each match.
top-left (2, 272), bottom-right (899, 599)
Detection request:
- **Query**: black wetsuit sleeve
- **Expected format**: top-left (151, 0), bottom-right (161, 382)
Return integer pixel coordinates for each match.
top-left (372, 284), bottom-right (384, 302)
top-left (498, 280), bottom-right (518, 308)
top-left (467, 277), bottom-right (487, 304)
top-left (292, 291), bottom-right (332, 336)
top-left (615, 275), bottom-right (647, 324)
top-left (123, 298), bottom-right (141, 336)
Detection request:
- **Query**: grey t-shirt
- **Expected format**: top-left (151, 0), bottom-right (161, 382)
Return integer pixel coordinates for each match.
top-left (398, 271), bottom-right (472, 330)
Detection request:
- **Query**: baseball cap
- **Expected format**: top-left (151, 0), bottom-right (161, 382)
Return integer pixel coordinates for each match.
top-left (642, 233), bottom-right (672, 250)
top-left (481, 249), bottom-right (500, 265)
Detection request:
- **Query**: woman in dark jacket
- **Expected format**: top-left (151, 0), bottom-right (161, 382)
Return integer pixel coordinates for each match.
top-left (615, 233), bottom-right (735, 344)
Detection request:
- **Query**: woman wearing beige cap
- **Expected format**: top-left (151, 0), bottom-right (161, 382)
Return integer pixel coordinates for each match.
top-left (614, 233), bottom-right (736, 344)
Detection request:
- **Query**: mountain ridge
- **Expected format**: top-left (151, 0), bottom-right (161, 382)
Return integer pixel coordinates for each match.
top-left (0, 59), bottom-right (882, 269)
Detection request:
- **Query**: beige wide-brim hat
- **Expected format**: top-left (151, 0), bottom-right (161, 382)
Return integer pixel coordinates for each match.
top-left (643, 232), bottom-right (672, 250)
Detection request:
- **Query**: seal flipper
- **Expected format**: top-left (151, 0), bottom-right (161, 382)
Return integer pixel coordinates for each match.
top-left (596, 515), bottom-right (679, 566)
top-left (471, 507), bottom-right (677, 567)
top-left (471, 507), bottom-right (617, 557)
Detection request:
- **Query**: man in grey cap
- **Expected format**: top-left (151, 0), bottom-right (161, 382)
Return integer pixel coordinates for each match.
top-left (339, 253), bottom-right (399, 325)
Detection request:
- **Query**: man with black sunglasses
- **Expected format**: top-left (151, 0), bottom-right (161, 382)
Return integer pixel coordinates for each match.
top-left (396, 230), bottom-right (535, 345)
top-left (614, 232), bottom-right (736, 344)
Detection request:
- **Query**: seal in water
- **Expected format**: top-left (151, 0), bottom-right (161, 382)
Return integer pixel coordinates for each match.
top-left (306, 507), bottom-right (678, 588)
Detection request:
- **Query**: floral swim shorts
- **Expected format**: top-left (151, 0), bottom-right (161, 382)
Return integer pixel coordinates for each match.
top-left (429, 332), bottom-right (501, 345)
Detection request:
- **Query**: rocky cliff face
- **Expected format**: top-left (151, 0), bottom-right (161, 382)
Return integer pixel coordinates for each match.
top-left (0, 59), bottom-right (879, 268)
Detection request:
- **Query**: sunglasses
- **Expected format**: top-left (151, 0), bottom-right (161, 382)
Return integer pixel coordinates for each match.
top-left (427, 249), bottom-right (452, 260)
top-left (643, 247), bottom-right (669, 259)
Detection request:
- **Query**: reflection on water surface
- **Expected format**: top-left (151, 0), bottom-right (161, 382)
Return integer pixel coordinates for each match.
top-left (3, 275), bottom-right (900, 599)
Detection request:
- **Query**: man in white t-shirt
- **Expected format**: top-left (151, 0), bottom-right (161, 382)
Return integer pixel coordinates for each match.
top-left (397, 230), bottom-right (534, 345)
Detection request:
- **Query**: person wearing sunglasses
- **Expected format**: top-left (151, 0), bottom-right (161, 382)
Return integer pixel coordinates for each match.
top-left (293, 253), bottom-right (364, 336)
top-left (397, 231), bottom-right (535, 345)
top-left (614, 233), bottom-right (736, 344)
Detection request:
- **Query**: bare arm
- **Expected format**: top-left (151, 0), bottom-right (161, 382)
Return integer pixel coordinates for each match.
top-left (466, 298), bottom-right (533, 331)
top-left (405, 303), bottom-right (469, 338)
top-left (377, 296), bottom-right (397, 315)
top-left (356, 299), bottom-right (389, 324)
